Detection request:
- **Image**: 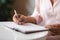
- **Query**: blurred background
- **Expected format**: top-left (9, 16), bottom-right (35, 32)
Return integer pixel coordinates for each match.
top-left (0, 0), bottom-right (35, 21)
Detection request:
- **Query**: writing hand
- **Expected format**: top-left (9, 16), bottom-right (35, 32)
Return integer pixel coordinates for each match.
top-left (13, 14), bottom-right (28, 25)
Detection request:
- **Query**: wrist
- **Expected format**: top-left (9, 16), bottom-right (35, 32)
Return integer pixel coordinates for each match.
top-left (26, 16), bottom-right (37, 24)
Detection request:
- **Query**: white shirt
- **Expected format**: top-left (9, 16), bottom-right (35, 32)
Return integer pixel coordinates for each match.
top-left (31, 0), bottom-right (60, 25)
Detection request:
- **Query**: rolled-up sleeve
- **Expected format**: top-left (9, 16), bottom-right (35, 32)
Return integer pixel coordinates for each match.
top-left (31, 8), bottom-right (43, 24)
top-left (30, 0), bottom-right (43, 24)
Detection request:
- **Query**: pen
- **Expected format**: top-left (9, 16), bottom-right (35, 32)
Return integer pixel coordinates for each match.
top-left (14, 10), bottom-right (22, 18)
top-left (14, 10), bottom-right (18, 16)
top-left (14, 9), bottom-right (19, 18)
top-left (14, 10), bottom-right (23, 25)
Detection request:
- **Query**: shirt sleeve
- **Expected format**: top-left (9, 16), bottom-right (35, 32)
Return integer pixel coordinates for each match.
top-left (30, 0), bottom-right (43, 24)
top-left (31, 8), bottom-right (43, 24)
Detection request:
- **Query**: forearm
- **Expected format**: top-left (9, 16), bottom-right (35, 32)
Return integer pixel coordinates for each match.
top-left (26, 16), bottom-right (37, 24)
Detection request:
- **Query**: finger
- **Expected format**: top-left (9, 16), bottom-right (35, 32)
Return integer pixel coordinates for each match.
top-left (13, 19), bottom-right (22, 25)
top-left (13, 14), bottom-right (22, 19)
top-left (20, 22), bottom-right (25, 25)
top-left (19, 15), bottom-right (27, 22)
top-left (17, 14), bottom-right (22, 18)
top-left (13, 15), bottom-right (20, 24)
top-left (17, 22), bottom-right (22, 25)
top-left (17, 22), bottom-right (25, 25)
top-left (45, 25), bottom-right (52, 29)
top-left (13, 15), bottom-right (19, 21)
top-left (13, 15), bottom-right (18, 21)
top-left (23, 20), bottom-right (27, 23)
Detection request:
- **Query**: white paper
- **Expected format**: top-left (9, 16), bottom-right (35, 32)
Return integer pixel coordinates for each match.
top-left (0, 22), bottom-right (47, 33)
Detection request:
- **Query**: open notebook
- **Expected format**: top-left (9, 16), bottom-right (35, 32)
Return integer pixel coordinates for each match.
top-left (0, 22), bottom-right (48, 34)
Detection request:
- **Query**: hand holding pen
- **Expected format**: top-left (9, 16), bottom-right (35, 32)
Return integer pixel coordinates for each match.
top-left (13, 10), bottom-right (28, 25)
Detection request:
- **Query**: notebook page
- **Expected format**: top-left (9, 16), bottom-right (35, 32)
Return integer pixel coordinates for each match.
top-left (0, 22), bottom-right (47, 33)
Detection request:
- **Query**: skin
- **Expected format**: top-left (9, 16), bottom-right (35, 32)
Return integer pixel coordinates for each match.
top-left (50, 0), bottom-right (55, 6)
top-left (13, 14), bottom-right (37, 24)
top-left (13, 0), bottom-right (42, 25)
top-left (46, 0), bottom-right (60, 34)
top-left (45, 24), bottom-right (60, 34)
top-left (13, 0), bottom-right (60, 34)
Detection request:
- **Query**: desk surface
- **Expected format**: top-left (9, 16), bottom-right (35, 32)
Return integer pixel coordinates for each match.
top-left (0, 25), bottom-right (15, 40)
top-left (0, 22), bottom-right (48, 40)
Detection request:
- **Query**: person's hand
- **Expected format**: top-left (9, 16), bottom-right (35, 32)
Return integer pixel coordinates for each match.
top-left (13, 14), bottom-right (28, 25)
top-left (45, 24), bottom-right (60, 34)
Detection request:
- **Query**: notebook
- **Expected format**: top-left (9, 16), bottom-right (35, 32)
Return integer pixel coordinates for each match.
top-left (0, 22), bottom-right (48, 34)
